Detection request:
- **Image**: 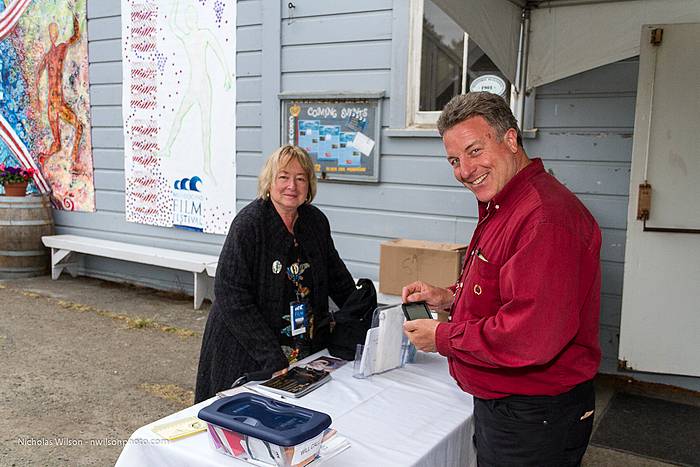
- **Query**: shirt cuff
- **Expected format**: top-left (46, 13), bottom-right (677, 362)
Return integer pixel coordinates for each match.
top-left (435, 322), bottom-right (453, 358)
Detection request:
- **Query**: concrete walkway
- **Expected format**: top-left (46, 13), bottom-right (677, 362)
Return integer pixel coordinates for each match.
top-left (0, 275), bottom-right (695, 466)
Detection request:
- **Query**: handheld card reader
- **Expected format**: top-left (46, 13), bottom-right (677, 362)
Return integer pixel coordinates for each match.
top-left (401, 301), bottom-right (433, 321)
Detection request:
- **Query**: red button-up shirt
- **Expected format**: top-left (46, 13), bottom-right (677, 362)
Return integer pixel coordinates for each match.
top-left (435, 158), bottom-right (601, 399)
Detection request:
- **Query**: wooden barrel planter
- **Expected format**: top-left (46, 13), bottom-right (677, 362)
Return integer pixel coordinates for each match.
top-left (0, 194), bottom-right (54, 279)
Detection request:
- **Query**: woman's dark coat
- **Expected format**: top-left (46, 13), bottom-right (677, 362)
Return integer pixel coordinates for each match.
top-left (195, 198), bottom-right (356, 402)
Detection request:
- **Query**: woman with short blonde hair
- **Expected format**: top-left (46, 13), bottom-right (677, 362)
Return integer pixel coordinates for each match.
top-left (195, 145), bottom-right (356, 402)
top-left (257, 145), bottom-right (317, 202)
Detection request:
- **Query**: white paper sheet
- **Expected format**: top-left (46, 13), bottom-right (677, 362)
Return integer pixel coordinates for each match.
top-left (350, 132), bottom-right (375, 156)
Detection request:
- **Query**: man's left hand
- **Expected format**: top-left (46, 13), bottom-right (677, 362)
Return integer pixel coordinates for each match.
top-left (403, 319), bottom-right (440, 352)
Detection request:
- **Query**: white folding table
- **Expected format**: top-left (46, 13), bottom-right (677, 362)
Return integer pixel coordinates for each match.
top-left (115, 351), bottom-right (476, 467)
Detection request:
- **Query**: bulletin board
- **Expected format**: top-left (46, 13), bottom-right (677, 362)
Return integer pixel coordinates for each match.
top-left (280, 91), bottom-right (384, 183)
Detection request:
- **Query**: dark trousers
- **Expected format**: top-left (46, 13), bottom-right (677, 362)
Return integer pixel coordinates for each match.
top-left (473, 380), bottom-right (595, 467)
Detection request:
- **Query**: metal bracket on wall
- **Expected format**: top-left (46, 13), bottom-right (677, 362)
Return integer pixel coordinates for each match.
top-left (638, 181), bottom-right (700, 234)
top-left (650, 28), bottom-right (663, 45)
top-left (287, 2), bottom-right (295, 25)
top-left (643, 220), bottom-right (700, 234)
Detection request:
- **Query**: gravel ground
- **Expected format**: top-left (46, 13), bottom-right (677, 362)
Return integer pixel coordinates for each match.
top-left (0, 276), bottom-right (208, 466)
top-left (1, 275), bottom-right (694, 467)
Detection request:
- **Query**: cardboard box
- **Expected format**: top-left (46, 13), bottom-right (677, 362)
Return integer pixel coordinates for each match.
top-left (379, 239), bottom-right (467, 296)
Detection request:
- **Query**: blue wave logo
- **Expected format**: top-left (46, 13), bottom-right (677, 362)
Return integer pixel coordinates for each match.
top-left (174, 176), bottom-right (203, 192)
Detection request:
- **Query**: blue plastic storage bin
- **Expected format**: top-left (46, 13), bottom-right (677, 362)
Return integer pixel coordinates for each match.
top-left (198, 392), bottom-right (332, 466)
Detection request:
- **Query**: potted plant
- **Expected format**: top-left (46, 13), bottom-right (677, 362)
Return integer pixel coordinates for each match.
top-left (0, 164), bottom-right (36, 197)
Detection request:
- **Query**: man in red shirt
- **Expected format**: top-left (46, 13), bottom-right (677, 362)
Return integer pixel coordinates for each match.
top-left (402, 92), bottom-right (601, 466)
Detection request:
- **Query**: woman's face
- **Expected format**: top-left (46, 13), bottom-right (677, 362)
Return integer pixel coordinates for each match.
top-left (270, 157), bottom-right (309, 213)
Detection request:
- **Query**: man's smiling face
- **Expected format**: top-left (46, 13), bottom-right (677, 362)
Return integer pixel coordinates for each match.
top-left (443, 116), bottom-right (523, 203)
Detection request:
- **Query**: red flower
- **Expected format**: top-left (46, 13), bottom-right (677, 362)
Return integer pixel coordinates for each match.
top-left (0, 164), bottom-right (36, 185)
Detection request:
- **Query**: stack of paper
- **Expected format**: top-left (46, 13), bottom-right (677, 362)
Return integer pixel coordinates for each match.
top-left (356, 305), bottom-right (406, 377)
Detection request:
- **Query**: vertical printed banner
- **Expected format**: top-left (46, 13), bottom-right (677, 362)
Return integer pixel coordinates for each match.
top-left (122, 0), bottom-right (236, 234)
top-left (0, 0), bottom-right (95, 210)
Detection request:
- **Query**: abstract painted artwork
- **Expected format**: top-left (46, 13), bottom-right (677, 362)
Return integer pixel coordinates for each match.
top-left (122, 0), bottom-right (236, 234)
top-left (0, 0), bottom-right (95, 210)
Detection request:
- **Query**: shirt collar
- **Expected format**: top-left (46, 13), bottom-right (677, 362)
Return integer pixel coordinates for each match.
top-left (478, 158), bottom-right (544, 216)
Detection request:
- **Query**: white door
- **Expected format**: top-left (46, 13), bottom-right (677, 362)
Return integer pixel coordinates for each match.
top-left (619, 23), bottom-right (700, 377)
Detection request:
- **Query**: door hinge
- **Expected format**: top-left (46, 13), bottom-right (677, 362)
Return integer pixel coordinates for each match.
top-left (636, 182), bottom-right (652, 221)
top-left (650, 28), bottom-right (663, 45)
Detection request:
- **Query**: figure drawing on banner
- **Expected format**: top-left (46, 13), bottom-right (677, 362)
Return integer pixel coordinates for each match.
top-left (162, 0), bottom-right (232, 183)
top-left (35, 13), bottom-right (85, 175)
top-left (0, 0), bottom-right (95, 210)
top-left (122, 0), bottom-right (236, 234)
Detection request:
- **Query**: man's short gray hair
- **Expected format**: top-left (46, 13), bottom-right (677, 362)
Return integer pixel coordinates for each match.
top-left (437, 92), bottom-right (522, 147)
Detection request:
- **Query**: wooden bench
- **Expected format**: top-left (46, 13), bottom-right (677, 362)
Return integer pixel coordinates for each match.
top-left (41, 234), bottom-right (219, 309)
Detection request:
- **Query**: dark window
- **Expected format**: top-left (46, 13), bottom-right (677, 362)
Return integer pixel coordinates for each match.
top-left (419, 0), bottom-right (510, 112)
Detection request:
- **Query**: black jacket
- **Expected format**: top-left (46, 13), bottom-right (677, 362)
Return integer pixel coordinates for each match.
top-left (195, 198), bottom-right (356, 402)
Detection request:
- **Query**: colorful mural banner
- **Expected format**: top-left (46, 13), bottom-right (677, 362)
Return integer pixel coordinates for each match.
top-left (122, 0), bottom-right (236, 234)
top-left (0, 0), bottom-right (95, 210)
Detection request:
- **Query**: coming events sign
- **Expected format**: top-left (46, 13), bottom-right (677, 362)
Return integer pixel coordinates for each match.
top-left (281, 92), bottom-right (383, 183)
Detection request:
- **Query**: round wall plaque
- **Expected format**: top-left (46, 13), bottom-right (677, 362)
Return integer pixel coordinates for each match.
top-left (470, 75), bottom-right (507, 96)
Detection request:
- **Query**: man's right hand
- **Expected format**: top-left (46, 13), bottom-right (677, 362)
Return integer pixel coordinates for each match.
top-left (402, 281), bottom-right (453, 310)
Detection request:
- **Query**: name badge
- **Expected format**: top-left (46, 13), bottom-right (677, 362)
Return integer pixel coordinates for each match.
top-left (290, 301), bottom-right (307, 336)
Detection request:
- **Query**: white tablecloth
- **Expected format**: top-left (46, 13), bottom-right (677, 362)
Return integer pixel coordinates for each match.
top-left (115, 352), bottom-right (476, 467)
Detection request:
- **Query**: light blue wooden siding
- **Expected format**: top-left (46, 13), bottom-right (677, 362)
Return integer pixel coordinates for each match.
top-left (75, 1), bottom-right (632, 325)
top-left (252, 1), bottom-right (401, 279)
top-left (54, 1), bottom-right (699, 389)
top-left (532, 59), bottom-right (637, 370)
top-left (376, 58), bottom-right (637, 368)
top-left (55, 0), bottom-right (260, 292)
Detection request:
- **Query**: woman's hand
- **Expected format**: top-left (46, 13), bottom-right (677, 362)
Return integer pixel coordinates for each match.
top-left (401, 281), bottom-right (453, 310)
